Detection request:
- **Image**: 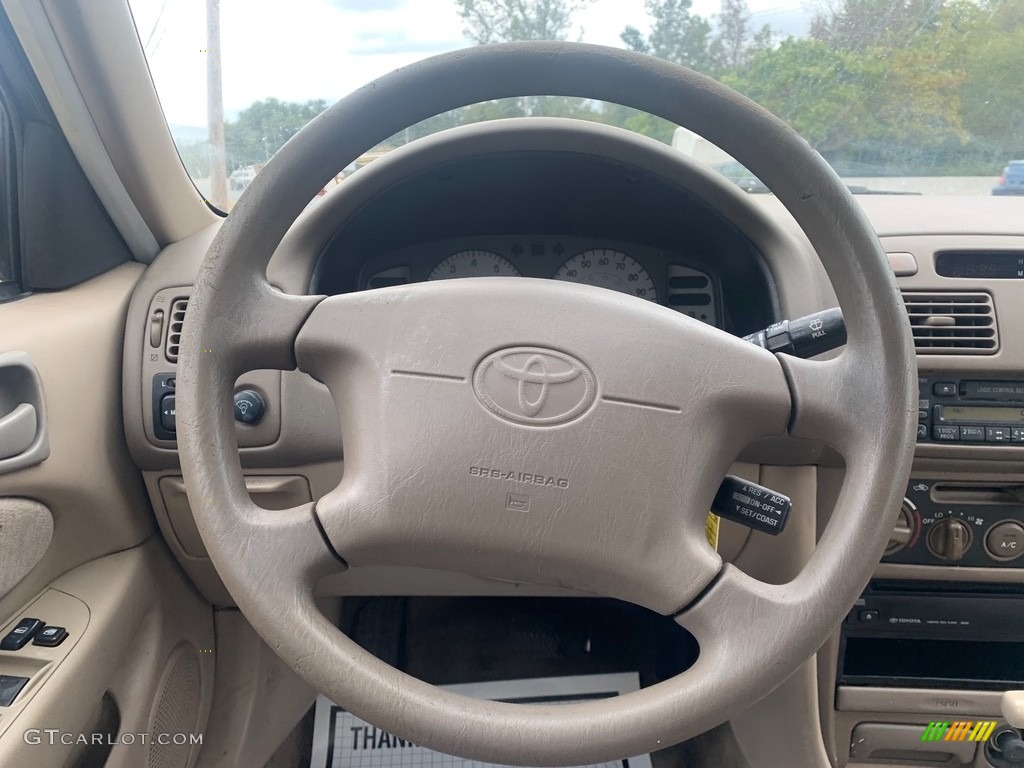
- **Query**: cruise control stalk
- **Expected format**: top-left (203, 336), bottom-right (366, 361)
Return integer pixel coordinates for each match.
top-left (711, 476), bottom-right (792, 536)
top-left (743, 307), bottom-right (846, 359)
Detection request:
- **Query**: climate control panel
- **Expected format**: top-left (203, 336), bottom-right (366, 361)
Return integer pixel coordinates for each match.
top-left (882, 479), bottom-right (1024, 567)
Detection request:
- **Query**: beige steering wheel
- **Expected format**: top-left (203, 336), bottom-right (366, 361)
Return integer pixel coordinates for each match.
top-left (177, 42), bottom-right (916, 765)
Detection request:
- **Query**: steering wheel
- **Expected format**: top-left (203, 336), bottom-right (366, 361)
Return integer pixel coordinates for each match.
top-left (177, 42), bottom-right (916, 764)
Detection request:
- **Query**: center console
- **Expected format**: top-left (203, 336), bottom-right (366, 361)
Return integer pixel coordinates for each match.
top-left (917, 376), bottom-right (1024, 446)
top-left (883, 479), bottom-right (1024, 567)
top-left (834, 374), bottom-right (1024, 766)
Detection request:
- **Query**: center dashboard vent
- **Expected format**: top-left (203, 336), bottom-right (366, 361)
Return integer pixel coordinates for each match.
top-left (901, 291), bottom-right (997, 354)
top-left (164, 297), bottom-right (189, 363)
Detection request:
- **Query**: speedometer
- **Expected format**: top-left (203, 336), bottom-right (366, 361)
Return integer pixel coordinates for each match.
top-left (552, 249), bottom-right (657, 302)
top-left (428, 250), bottom-right (521, 280)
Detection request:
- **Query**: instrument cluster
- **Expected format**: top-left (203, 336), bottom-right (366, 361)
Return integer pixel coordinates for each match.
top-left (359, 235), bottom-right (721, 327)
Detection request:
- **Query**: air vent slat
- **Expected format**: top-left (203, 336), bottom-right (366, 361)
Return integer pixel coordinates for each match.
top-left (901, 291), bottom-right (997, 355)
top-left (667, 264), bottom-right (716, 325)
top-left (164, 297), bottom-right (189, 363)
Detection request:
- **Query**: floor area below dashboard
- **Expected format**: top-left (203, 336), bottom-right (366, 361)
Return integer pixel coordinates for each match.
top-left (266, 596), bottom-right (748, 768)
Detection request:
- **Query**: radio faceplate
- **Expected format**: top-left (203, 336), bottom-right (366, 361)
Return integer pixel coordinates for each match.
top-left (918, 375), bottom-right (1024, 445)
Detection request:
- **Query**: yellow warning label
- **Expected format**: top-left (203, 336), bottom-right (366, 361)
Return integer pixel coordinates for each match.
top-left (705, 513), bottom-right (720, 551)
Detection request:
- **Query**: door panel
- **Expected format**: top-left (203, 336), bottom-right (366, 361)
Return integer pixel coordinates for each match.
top-left (0, 263), bottom-right (214, 768)
top-left (0, 263), bottom-right (151, 612)
top-left (0, 497), bottom-right (51, 599)
top-left (0, 539), bottom-right (214, 767)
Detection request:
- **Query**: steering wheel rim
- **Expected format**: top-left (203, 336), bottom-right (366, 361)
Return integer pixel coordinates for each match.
top-left (177, 42), bottom-right (916, 764)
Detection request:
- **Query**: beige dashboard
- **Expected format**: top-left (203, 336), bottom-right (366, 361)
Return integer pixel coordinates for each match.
top-left (120, 124), bottom-right (1024, 767)
top-left (119, 154), bottom-right (1024, 765)
top-left (120, 146), bottom-right (1024, 603)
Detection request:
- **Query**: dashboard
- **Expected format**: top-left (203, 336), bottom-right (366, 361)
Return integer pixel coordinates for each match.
top-left (355, 235), bottom-right (721, 326)
top-left (121, 117), bottom-right (1024, 767)
top-left (306, 120), bottom-right (784, 338)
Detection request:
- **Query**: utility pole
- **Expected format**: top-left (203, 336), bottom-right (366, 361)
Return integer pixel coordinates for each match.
top-left (206, 0), bottom-right (227, 209)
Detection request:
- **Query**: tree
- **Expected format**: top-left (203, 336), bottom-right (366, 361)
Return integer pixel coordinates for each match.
top-left (955, 0), bottom-right (1024, 159)
top-left (620, 25), bottom-right (649, 54)
top-left (448, 0), bottom-right (600, 130)
top-left (712, 0), bottom-right (752, 72)
top-left (810, 0), bottom-right (942, 51)
top-left (224, 98), bottom-right (327, 169)
top-left (455, 0), bottom-right (593, 44)
top-left (726, 36), bottom-right (965, 165)
top-left (622, 0), bottom-right (714, 72)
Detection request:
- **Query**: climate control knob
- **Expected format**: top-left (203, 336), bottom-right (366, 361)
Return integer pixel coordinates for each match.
top-left (927, 518), bottom-right (972, 562)
top-left (886, 500), bottom-right (916, 555)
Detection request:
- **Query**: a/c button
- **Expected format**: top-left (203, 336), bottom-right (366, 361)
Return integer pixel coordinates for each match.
top-left (986, 521), bottom-right (1024, 562)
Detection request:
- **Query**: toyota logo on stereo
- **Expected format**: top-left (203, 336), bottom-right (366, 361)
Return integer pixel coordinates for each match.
top-left (473, 347), bottom-right (597, 426)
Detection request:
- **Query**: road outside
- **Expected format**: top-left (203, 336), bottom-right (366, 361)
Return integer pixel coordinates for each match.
top-left (842, 177), bottom-right (997, 196)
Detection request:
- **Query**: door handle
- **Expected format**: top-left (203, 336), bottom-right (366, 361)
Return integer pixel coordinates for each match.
top-left (0, 403), bottom-right (37, 461)
top-left (0, 351), bottom-right (49, 474)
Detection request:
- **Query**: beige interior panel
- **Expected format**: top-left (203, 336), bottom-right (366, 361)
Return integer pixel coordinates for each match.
top-left (0, 498), bottom-right (52, 600)
top-left (836, 711), bottom-right (994, 767)
top-left (837, 687), bottom-right (1005, 717)
top-left (732, 660), bottom-right (833, 768)
top-left (0, 538), bottom-right (214, 768)
top-left (0, 587), bottom-right (89, 737)
top-left (145, 463), bottom-right (342, 605)
top-left (848, 721), bottom-right (978, 765)
top-left (123, 223), bottom-right (344, 473)
top-left (160, 474), bottom-right (313, 558)
top-left (0, 264), bottom-right (154, 623)
top-left (194, 609), bottom-right (324, 768)
top-left (140, 287), bottom-right (285, 451)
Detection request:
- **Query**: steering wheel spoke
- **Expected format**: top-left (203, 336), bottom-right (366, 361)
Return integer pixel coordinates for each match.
top-left (780, 350), bottom-right (883, 456)
top-left (187, 271), bottom-right (322, 375)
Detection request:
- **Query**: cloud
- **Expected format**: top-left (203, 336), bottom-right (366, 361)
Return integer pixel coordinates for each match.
top-left (351, 28), bottom-right (464, 55)
top-left (751, 7), bottom-right (812, 37)
top-left (328, 0), bottom-right (405, 11)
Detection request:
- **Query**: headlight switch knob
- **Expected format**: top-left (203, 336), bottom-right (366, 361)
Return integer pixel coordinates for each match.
top-left (233, 389), bottom-right (266, 425)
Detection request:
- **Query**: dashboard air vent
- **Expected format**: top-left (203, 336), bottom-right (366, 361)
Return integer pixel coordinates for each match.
top-left (165, 297), bottom-right (189, 363)
top-left (901, 291), bottom-right (997, 354)
top-left (667, 264), bottom-right (717, 326)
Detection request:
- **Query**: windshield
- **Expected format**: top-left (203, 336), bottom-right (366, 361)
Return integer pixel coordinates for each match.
top-left (128, 0), bottom-right (1022, 208)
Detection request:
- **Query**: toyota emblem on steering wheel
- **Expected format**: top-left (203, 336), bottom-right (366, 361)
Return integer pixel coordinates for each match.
top-left (473, 347), bottom-right (597, 426)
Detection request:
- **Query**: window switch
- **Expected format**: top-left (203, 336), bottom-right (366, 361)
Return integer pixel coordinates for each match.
top-left (0, 618), bottom-right (44, 651)
top-left (0, 674), bottom-right (30, 706)
top-left (32, 626), bottom-right (68, 647)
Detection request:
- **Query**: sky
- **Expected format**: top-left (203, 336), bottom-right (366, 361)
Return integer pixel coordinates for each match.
top-left (128, 0), bottom-right (811, 130)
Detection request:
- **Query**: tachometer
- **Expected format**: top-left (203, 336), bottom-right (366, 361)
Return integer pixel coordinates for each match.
top-left (428, 250), bottom-right (521, 280)
top-left (552, 249), bottom-right (657, 302)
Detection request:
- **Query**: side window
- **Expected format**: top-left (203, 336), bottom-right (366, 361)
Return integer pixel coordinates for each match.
top-left (0, 99), bottom-right (18, 300)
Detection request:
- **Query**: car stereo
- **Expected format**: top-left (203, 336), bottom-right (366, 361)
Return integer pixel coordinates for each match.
top-left (918, 376), bottom-right (1024, 445)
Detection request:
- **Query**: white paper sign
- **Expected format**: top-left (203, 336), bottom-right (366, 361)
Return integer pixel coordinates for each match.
top-left (311, 672), bottom-right (654, 768)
